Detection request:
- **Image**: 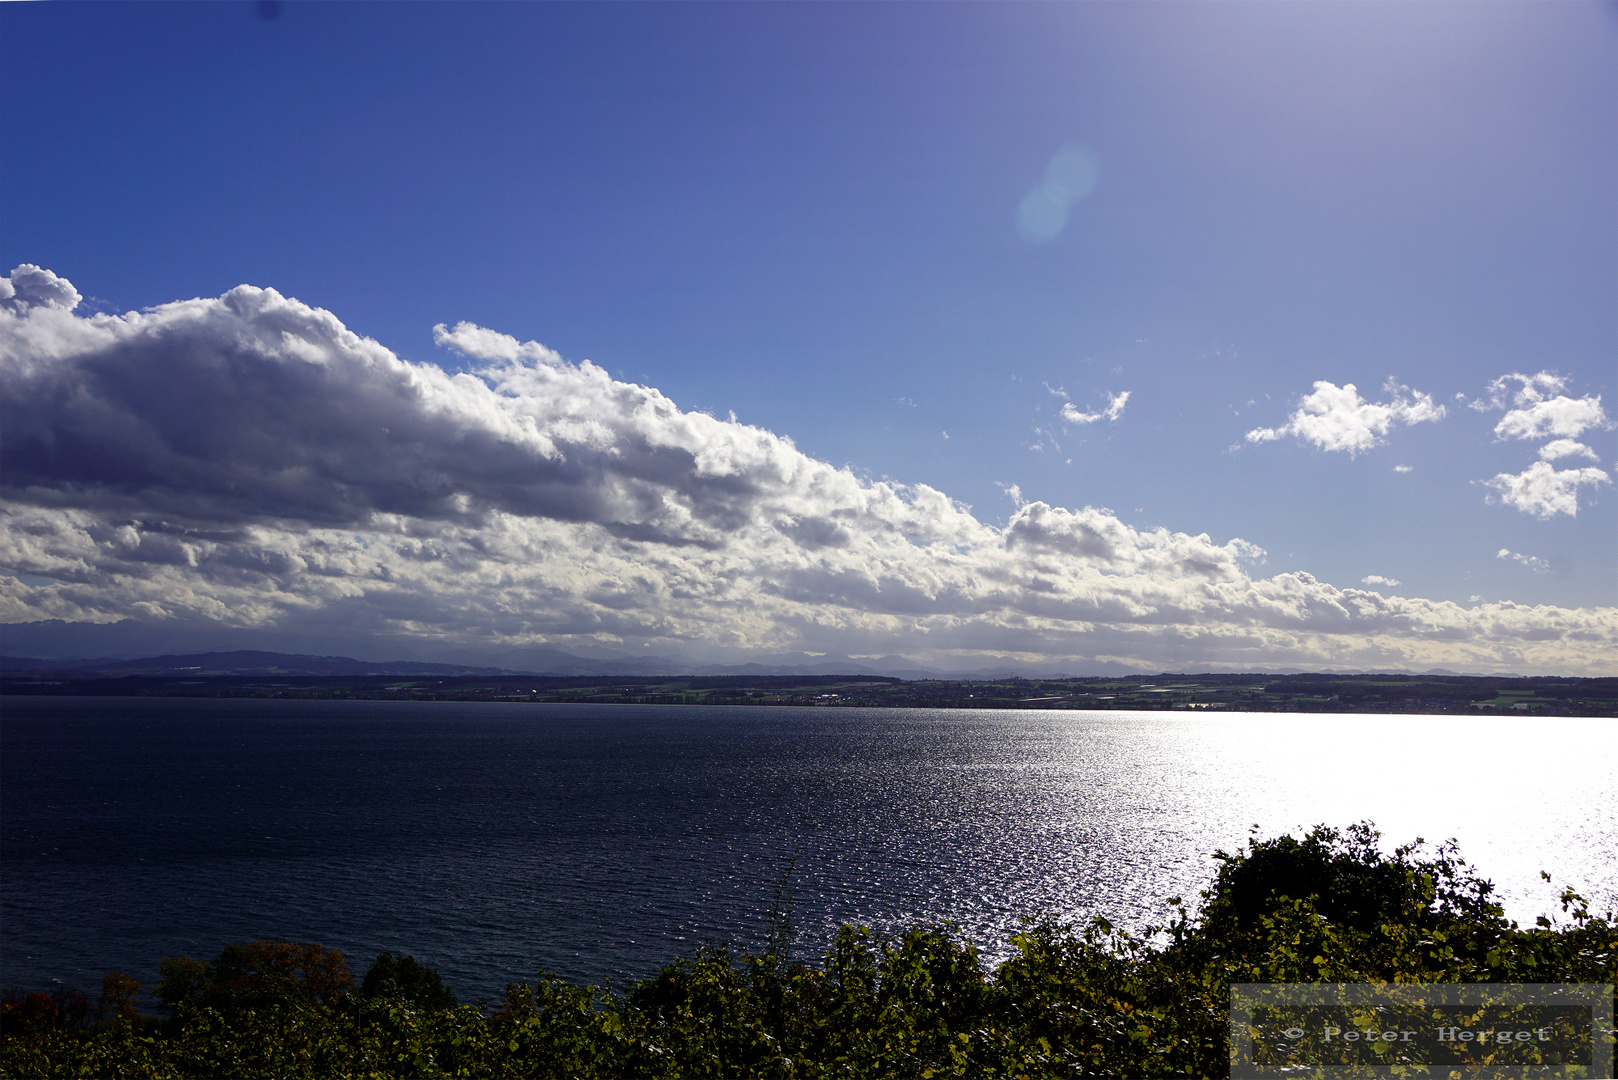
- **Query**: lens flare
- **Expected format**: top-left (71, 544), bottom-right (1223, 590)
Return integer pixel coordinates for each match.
top-left (1017, 143), bottom-right (1100, 243)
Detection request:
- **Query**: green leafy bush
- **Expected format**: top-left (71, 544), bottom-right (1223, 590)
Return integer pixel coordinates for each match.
top-left (5, 824), bottom-right (1613, 1079)
top-left (362, 953), bottom-right (459, 1012)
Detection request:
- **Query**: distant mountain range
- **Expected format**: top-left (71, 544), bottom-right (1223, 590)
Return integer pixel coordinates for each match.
top-left (2, 618), bottom-right (1539, 679)
top-left (0, 647), bottom-right (1031, 679)
top-left (0, 651), bottom-right (507, 677)
top-left (0, 646), bottom-right (1509, 681)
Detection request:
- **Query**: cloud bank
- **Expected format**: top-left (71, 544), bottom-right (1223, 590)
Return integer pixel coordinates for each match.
top-left (2, 268), bottom-right (1612, 674)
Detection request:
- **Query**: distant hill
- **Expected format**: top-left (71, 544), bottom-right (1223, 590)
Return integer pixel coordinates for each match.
top-left (0, 646), bottom-right (1546, 683)
top-left (0, 646), bottom-right (1146, 680)
top-left (0, 651), bottom-right (508, 677)
top-left (481, 645), bottom-right (691, 677)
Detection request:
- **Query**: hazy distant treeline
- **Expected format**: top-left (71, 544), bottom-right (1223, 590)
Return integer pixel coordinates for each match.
top-left (4, 671), bottom-right (1614, 715)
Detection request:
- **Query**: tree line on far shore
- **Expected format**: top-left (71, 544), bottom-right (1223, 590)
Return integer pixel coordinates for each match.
top-left (5, 671), bottom-right (1614, 716)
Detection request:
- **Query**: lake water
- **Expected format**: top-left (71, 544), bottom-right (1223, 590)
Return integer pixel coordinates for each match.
top-left (2, 697), bottom-right (1613, 1002)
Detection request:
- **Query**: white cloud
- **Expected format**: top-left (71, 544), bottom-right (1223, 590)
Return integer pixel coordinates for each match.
top-left (1393, 464), bottom-right (1414, 473)
top-left (1467, 371), bottom-right (1612, 516)
top-left (1361, 575), bottom-right (1400, 587)
top-left (1245, 378), bottom-right (1444, 456)
top-left (2, 268), bottom-right (1613, 675)
top-left (433, 320), bottom-right (562, 366)
top-left (1471, 371), bottom-right (1567, 412)
top-left (1496, 548), bottom-right (1550, 574)
top-left (1480, 461), bottom-right (1611, 519)
top-left (1060, 391), bottom-right (1130, 426)
top-left (1495, 396), bottom-right (1610, 442)
top-left (1537, 439), bottom-right (1599, 463)
top-left (1027, 425), bottom-right (1061, 453)
top-left (0, 264), bottom-right (81, 312)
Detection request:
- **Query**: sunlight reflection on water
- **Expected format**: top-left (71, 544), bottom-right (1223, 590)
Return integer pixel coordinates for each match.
top-left (2, 700), bottom-right (1612, 1000)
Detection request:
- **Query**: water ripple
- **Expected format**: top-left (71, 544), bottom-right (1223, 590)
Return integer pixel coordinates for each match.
top-left (3, 699), bottom-right (1613, 999)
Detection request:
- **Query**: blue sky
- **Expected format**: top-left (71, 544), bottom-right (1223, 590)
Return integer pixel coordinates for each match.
top-left (2, 2), bottom-right (1613, 674)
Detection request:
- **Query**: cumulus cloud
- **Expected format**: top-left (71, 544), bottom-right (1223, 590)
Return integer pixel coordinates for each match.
top-left (1469, 371), bottom-right (1613, 517)
top-left (1495, 397), bottom-right (1610, 443)
top-left (1497, 548), bottom-right (1550, 574)
top-left (1245, 378), bottom-right (1444, 456)
top-left (1361, 575), bottom-right (1400, 587)
top-left (1393, 464), bottom-right (1414, 473)
top-left (3, 278), bottom-right (871, 545)
top-left (1470, 371), bottom-right (1567, 413)
top-left (1474, 369), bottom-right (1610, 443)
top-left (1059, 391), bottom-right (1129, 426)
top-left (2, 268), bottom-right (1613, 675)
top-left (0, 265), bottom-right (82, 312)
top-left (1537, 439), bottom-right (1600, 463)
top-left (1479, 461), bottom-right (1611, 519)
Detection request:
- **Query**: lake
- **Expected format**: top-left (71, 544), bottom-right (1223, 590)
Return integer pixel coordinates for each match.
top-left (2, 696), bottom-right (1613, 1002)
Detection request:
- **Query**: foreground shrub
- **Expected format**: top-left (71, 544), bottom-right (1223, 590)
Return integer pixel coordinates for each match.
top-left (4, 823), bottom-right (1613, 1079)
top-left (362, 952), bottom-right (459, 1013)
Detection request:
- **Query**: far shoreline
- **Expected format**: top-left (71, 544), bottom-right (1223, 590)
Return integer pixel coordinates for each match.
top-left (3, 669), bottom-right (1613, 716)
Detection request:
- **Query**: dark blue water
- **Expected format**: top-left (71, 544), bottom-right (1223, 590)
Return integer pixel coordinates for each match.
top-left (3, 697), bottom-right (1613, 1002)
